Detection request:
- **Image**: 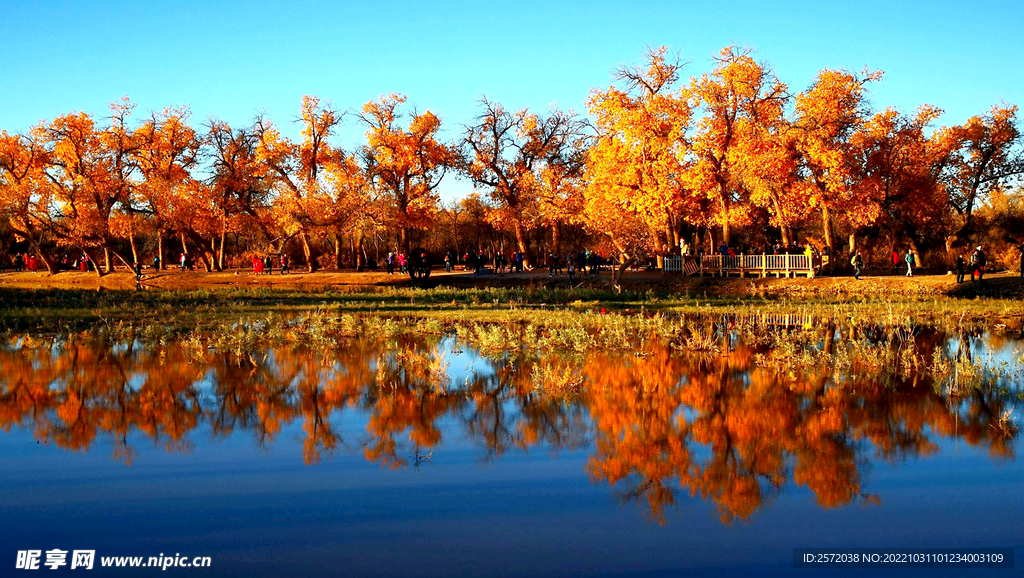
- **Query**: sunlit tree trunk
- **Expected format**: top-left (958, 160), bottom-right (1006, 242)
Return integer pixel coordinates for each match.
top-left (300, 231), bottom-right (316, 272)
top-left (821, 206), bottom-right (835, 252)
top-left (355, 230), bottom-right (366, 271)
top-left (36, 248), bottom-right (58, 275)
top-left (85, 247), bottom-right (105, 278)
top-left (334, 233), bottom-right (343, 270)
top-left (513, 219), bottom-right (531, 268)
top-left (909, 237), bottom-right (923, 267)
top-left (218, 221), bottom-right (227, 271)
top-left (157, 231), bottom-right (165, 270)
top-left (129, 231), bottom-right (139, 266)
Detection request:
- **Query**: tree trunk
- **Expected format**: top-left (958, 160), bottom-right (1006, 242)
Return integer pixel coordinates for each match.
top-left (180, 231), bottom-right (189, 262)
top-left (355, 230), bottom-right (366, 271)
top-left (821, 206), bottom-right (835, 252)
top-left (218, 222), bottom-right (227, 271)
top-left (129, 232), bottom-right (139, 265)
top-left (85, 247), bottom-right (105, 277)
top-left (908, 237), bottom-right (923, 267)
top-left (610, 237), bottom-right (633, 285)
top-left (552, 221), bottom-right (562, 255)
top-left (334, 233), bottom-right (343, 270)
top-left (780, 225), bottom-right (791, 247)
top-left (198, 250), bottom-right (213, 271)
top-left (848, 232), bottom-right (857, 255)
top-left (35, 247), bottom-right (58, 275)
top-left (103, 246), bottom-right (112, 273)
top-left (208, 237), bottom-right (220, 271)
top-left (398, 226), bottom-right (411, 254)
top-left (300, 231), bottom-right (316, 273)
top-left (513, 219), bottom-right (531, 268)
top-left (157, 231), bottom-right (165, 270)
top-left (722, 220), bottom-right (731, 246)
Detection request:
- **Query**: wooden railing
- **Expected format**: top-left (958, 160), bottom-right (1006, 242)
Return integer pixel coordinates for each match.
top-left (664, 254), bottom-right (817, 277)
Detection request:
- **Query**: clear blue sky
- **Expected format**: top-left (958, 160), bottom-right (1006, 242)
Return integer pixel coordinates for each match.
top-left (2, 0), bottom-right (1021, 200)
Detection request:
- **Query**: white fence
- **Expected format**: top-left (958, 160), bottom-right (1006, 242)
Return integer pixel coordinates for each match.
top-left (663, 254), bottom-right (816, 277)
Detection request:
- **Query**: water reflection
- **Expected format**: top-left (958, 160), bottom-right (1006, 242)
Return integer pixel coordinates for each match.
top-left (1, 329), bottom-right (1020, 525)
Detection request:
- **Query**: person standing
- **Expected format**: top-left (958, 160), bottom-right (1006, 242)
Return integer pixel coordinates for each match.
top-left (180, 252), bottom-right (187, 271)
top-left (444, 252), bottom-right (452, 273)
top-left (153, 255), bottom-right (160, 271)
top-left (851, 251), bottom-right (864, 280)
top-left (955, 254), bottom-right (965, 283)
top-left (265, 254), bottom-right (273, 276)
top-left (891, 249), bottom-right (900, 275)
top-left (904, 250), bottom-right (914, 277)
top-left (134, 261), bottom-right (143, 290)
top-left (970, 246), bottom-right (986, 282)
top-left (281, 254), bottom-right (289, 275)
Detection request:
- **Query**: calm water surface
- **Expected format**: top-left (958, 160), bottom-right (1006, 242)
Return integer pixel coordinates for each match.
top-left (1, 327), bottom-right (1022, 577)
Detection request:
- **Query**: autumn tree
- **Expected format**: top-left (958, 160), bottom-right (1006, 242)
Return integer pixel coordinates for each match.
top-left (688, 47), bottom-right (788, 247)
top-left (934, 104), bottom-right (1023, 247)
top-left (40, 109), bottom-right (126, 274)
top-left (584, 47), bottom-right (694, 272)
top-left (0, 130), bottom-right (61, 272)
top-left (206, 119), bottom-right (276, 259)
top-left (132, 106), bottom-right (201, 269)
top-left (463, 98), bottom-right (588, 267)
top-left (359, 94), bottom-right (459, 253)
top-left (852, 105), bottom-right (948, 263)
top-left (792, 69), bottom-right (882, 253)
top-left (254, 95), bottom-right (370, 271)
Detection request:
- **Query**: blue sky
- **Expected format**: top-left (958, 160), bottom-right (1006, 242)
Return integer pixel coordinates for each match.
top-left (2, 0), bottom-right (1021, 200)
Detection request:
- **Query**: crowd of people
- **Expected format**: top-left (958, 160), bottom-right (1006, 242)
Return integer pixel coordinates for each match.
top-left (250, 254), bottom-right (290, 275)
top-left (2, 242), bottom-right (1023, 285)
top-left (1, 252), bottom-right (102, 273)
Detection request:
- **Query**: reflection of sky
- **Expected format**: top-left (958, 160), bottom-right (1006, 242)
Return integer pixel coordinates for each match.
top-left (1, 337), bottom-right (1022, 577)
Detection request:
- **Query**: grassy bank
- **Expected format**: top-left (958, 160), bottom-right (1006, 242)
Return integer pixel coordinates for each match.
top-left (1, 281), bottom-right (1021, 337)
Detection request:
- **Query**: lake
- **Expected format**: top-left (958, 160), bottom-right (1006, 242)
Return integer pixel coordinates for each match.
top-left (1, 323), bottom-right (1021, 576)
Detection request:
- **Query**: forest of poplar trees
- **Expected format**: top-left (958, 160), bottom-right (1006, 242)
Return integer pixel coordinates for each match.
top-left (2, 46), bottom-right (1022, 275)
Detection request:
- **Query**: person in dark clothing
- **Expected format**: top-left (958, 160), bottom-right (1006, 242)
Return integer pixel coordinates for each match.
top-left (133, 261), bottom-right (144, 290)
top-left (280, 254), bottom-right (290, 275)
top-left (955, 254), bottom-right (965, 283)
top-left (970, 246), bottom-right (986, 282)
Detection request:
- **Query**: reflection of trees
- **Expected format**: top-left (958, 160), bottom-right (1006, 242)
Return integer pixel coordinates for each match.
top-left (582, 337), bottom-right (1019, 524)
top-left (463, 356), bottom-right (589, 461)
top-left (0, 340), bottom-right (204, 464)
top-left (0, 329), bottom-right (1018, 524)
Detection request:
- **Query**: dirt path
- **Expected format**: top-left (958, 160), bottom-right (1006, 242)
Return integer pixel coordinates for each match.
top-left (1, 267), bottom-right (1021, 299)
